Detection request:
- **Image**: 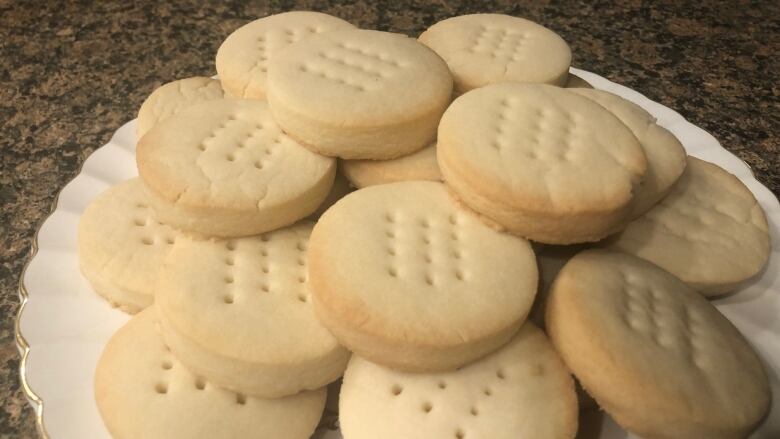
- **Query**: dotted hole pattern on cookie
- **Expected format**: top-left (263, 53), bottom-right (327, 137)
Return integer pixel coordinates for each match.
top-left (621, 270), bottom-right (707, 369)
top-left (218, 230), bottom-right (312, 306)
top-left (197, 116), bottom-right (285, 174)
top-left (470, 24), bottom-right (532, 63)
top-left (296, 40), bottom-right (407, 92)
top-left (132, 197), bottom-right (176, 247)
top-left (490, 97), bottom-right (585, 163)
top-left (384, 211), bottom-right (467, 287)
top-left (249, 24), bottom-right (331, 75)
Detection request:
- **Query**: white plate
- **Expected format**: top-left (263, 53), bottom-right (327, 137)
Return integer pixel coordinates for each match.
top-left (17, 67), bottom-right (780, 438)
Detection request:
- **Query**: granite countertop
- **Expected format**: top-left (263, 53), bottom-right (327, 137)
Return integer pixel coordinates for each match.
top-left (1, 0), bottom-right (778, 436)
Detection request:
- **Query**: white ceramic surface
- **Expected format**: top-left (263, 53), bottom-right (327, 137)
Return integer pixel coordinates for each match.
top-left (17, 67), bottom-right (780, 438)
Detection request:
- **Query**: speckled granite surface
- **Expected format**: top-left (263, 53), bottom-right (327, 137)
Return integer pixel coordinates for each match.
top-left (1, 0), bottom-right (778, 436)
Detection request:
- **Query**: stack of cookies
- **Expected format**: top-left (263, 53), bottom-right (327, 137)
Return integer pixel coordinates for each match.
top-left (78, 11), bottom-right (772, 439)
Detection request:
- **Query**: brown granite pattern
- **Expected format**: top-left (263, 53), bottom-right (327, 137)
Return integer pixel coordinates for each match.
top-left (1, 0), bottom-right (778, 436)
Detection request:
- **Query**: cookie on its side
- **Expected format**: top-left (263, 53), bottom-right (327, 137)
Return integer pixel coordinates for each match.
top-left (438, 83), bottom-right (647, 244)
top-left (216, 11), bottom-right (355, 99)
top-left (340, 142), bottom-right (441, 188)
top-left (137, 77), bottom-right (224, 138)
top-left (95, 308), bottom-right (327, 439)
top-left (546, 250), bottom-right (770, 439)
top-left (571, 88), bottom-right (686, 218)
top-left (419, 14), bottom-right (571, 94)
top-left (137, 99), bottom-right (336, 237)
top-left (308, 181), bottom-right (538, 372)
top-left (339, 323), bottom-right (578, 439)
top-left (267, 29), bottom-right (453, 159)
top-left (78, 178), bottom-right (178, 314)
top-left (604, 157), bottom-right (770, 296)
top-left (155, 222), bottom-right (350, 398)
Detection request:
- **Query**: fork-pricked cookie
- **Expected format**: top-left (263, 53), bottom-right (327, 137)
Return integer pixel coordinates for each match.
top-left (95, 308), bottom-right (327, 439)
top-left (216, 11), bottom-right (355, 99)
top-left (340, 142), bottom-right (441, 188)
top-left (137, 77), bottom-right (225, 138)
top-left (155, 221), bottom-right (349, 398)
top-left (137, 99), bottom-right (336, 237)
top-left (339, 323), bottom-right (577, 439)
top-left (438, 83), bottom-right (647, 244)
top-left (418, 14), bottom-right (571, 94)
top-left (267, 29), bottom-right (453, 160)
top-left (604, 157), bottom-right (770, 296)
top-left (308, 181), bottom-right (538, 372)
top-left (570, 88), bottom-right (686, 217)
top-left (78, 178), bottom-right (178, 314)
top-left (546, 250), bottom-right (770, 439)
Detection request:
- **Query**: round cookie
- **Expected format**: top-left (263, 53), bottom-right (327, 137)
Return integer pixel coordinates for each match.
top-left (137, 77), bottom-right (224, 137)
top-left (604, 156), bottom-right (770, 296)
top-left (570, 88), bottom-right (687, 217)
top-left (545, 250), bottom-right (770, 439)
top-left (137, 99), bottom-right (336, 237)
top-left (78, 178), bottom-right (178, 314)
top-left (267, 29), bottom-right (453, 159)
top-left (216, 11), bottom-right (355, 99)
top-left (95, 308), bottom-right (326, 439)
top-left (339, 323), bottom-right (578, 439)
top-left (308, 181), bottom-right (538, 372)
top-left (418, 14), bottom-right (571, 93)
top-left (437, 83), bottom-right (647, 244)
top-left (155, 221), bottom-right (350, 398)
top-left (564, 73), bottom-right (592, 88)
top-left (340, 142), bottom-right (441, 188)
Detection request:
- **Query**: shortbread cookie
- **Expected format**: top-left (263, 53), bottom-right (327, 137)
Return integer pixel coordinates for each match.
top-left (267, 29), bottom-right (453, 159)
top-left (438, 83), bottom-right (647, 244)
top-left (137, 77), bottom-right (224, 137)
top-left (604, 157), bottom-right (770, 296)
top-left (564, 73), bottom-right (592, 88)
top-left (546, 250), bottom-right (770, 439)
top-left (137, 99), bottom-right (336, 237)
top-left (571, 88), bottom-right (686, 217)
top-left (340, 323), bottom-right (577, 439)
top-left (341, 142), bottom-right (441, 188)
top-left (311, 165), bottom-right (352, 218)
top-left (418, 14), bottom-right (571, 93)
top-left (78, 179), bottom-right (177, 314)
top-left (156, 222), bottom-right (349, 398)
top-left (309, 181), bottom-right (538, 372)
top-left (216, 11), bottom-right (355, 99)
top-left (95, 308), bottom-right (326, 439)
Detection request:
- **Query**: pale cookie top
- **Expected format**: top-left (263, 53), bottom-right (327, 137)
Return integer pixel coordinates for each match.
top-left (309, 181), bottom-right (537, 347)
top-left (341, 142), bottom-right (441, 188)
top-left (340, 323), bottom-right (577, 439)
top-left (137, 77), bottom-right (224, 137)
top-left (419, 14), bottom-right (571, 93)
top-left (605, 157), bottom-right (770, 295)
top-left (156, 221), bottom-right (344, 365)
top-left (571, 88), bottom-right (687, 216)
top-left (78, 179), bottom-right (177, 301)
top-left (438, 83), bottom-right (646, 213)
top-left (216, 11), bottom-right (355, 99)
top-left (137, 99), bottom-right (335, 212)
top-left (267, 29), bottom-right (453, 124)
top-left (95, 308), bottom-right (326, 439)
top-left (546, 250), bottom-right (769, 438)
